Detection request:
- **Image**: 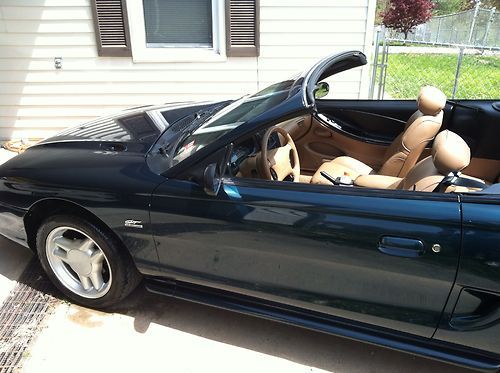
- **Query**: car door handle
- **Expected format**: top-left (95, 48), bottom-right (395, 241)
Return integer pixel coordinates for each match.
top-left (377, 236), bottom-right (425, 258)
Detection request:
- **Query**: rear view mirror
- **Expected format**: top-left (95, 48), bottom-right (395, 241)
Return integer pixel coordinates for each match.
top-left (314, 82), bottom-right (330, 99)
top-left (203, 163), bottom-right (221, 196)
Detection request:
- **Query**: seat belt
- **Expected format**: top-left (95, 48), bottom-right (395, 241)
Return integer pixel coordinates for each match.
top-left (433, 172), bottom-right (487, 192)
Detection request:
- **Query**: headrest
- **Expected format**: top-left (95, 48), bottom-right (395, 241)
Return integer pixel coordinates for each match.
top-left (432, 130), bottom-right (470, 175)
top-left (417, 86), bottom-right (446, 116)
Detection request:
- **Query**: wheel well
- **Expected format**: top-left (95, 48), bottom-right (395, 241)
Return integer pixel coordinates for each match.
top-left (24, 199), bottom-right (120, 253)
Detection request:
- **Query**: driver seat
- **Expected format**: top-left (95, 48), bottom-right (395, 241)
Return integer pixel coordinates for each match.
top-left (311, 86), bottom-right (447, 185)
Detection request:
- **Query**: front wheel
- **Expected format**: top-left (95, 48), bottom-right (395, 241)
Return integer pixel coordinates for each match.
top-left (36, 215), bottom-right (141, 308)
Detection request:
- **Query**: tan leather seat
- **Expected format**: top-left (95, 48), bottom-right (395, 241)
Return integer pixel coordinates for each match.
top-left (355, 130), bottom-right (485, 192)
top-left (311, 86), bottom-right (447, 185)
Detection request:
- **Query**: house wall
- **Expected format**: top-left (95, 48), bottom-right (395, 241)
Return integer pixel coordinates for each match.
top-left (0, 0), bottom-right (376, 140)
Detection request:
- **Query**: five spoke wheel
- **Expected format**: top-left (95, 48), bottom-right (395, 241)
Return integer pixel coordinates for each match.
top-left (45, 226), bottom-right (112, 299)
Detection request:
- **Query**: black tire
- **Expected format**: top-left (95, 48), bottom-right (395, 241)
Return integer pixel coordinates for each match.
top-left (36, 214), bottom-right (141, 309)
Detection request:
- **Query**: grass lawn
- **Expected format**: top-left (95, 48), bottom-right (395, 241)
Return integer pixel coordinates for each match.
top-left (381, 53), bottom-right (500, 99)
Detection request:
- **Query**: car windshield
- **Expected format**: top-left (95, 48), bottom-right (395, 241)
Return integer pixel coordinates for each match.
top-left (147, 78), bottom-right (298, 175)
top-left (172, 80), bottom-right (294, 165)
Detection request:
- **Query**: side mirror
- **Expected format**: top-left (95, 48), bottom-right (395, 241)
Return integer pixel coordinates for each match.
top-left (314, 81), bottom-right (330, 99)
top-left (202, 143), bottom-right (233, 196)
top-left (203, 163), bottom-right (222, 196)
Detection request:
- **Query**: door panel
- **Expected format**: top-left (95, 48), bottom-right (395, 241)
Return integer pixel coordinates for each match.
top-left (151, 178), bottom-right (461, 338)
top-left (316, 99), bottom-right (416, 141)
top-left (434, 197), bottom-right (500, 355)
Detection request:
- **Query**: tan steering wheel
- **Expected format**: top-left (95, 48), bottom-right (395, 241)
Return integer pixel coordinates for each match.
top-left (258, 126), bottom-right (300, 182)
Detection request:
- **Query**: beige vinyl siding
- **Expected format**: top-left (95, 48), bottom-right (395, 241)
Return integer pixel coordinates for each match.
top-left (0, 0), bottom-right (375, 140)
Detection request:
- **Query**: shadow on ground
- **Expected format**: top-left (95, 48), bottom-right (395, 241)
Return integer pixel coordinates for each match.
top-left (1, 237), bottom-right (472, 373)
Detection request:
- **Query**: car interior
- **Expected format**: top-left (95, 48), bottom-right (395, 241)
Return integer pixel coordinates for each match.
top-left (227, 85), bottom-right (500, 193)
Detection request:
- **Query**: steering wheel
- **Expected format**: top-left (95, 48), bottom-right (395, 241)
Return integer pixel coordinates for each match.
top-left (258, 126), bottom-right (300, 182)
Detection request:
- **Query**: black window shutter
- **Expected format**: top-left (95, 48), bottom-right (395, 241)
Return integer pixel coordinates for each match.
top-left (226, 0), bottom-right (260, 57)
top-left (91, 0), bottom-right (132, 57)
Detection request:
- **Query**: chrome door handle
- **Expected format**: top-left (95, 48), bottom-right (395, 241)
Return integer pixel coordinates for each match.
top-left (377, 236), bottom-right (425, 258)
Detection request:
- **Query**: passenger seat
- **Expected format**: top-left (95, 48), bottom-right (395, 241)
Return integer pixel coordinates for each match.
top-left (311, 86), bottom-right (447, 184)
top-left (354, 130), bottom-right (486, 192)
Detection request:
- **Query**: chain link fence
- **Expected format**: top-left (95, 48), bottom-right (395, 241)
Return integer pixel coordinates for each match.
top-left (369, 12), bottom-right (500, 99)
top-left (387, 4), bottom-right (499, 49)
top-left (371, 3), bottom-right (500, 100)
top-left (372, 48), bottom-right (499, 99)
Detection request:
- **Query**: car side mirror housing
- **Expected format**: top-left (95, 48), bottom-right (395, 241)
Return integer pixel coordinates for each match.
top-left (314, 82), bottom-right (330, 99)
top-left (202, 143), bottom-right (233, 196)
top-left (203, 163), bottom-right (222, 196)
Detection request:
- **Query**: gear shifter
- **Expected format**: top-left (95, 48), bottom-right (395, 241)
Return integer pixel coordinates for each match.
top-left (320, 171), bottom-right (353, 186)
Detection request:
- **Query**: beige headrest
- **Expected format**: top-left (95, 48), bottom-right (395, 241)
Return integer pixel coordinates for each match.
top-left (432, 130), bottom-right (470, 174)
top-left (417, 86), bottom-right (446, 116)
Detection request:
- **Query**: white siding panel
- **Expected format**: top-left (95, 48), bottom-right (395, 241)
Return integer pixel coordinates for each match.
top-left (0, 58), bottom-right (256, 71)
top-left (2, 118), bottom-right (95, 128)
top-left (261, 33), bottom-right (366, 46)
top-left (1, 7), bottom-right (92, 20)
top-left (2, 20), bottom-right (94, 33)
top-left (1, 128), bottom-right (73, 140)
top-left (1, 0), bottom-right (90, 7)
top-left (261, 7), bottom-right (367, 21)
top-left (0, 0), bottom-right (375, 140)
top-left (0, 106), bottom-right (129, 117)
top-left (0, 94), bottom-right (232, 106)
top-left (1, 70), bottom-right (258, 83)
top-left (0, 82), bottom-right (256, 95)
top-left (259, 45), bottom-right (365, 58)
top-left (0, 33), bottom-right (95, 46)
top-left (1, 46), bottom-right (98, 58)
top-left (263, 0), bottom-right (368, 6)
top-left (260, 20), bottom-right (367, 33)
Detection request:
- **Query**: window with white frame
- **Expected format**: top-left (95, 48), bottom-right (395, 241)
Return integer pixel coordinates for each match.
top-left (143, 0), bottom-right (214, 48)
top-left (124, 0), bottom-right (223, 62)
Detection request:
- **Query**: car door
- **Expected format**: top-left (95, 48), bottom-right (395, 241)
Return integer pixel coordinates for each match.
top-left (434, 193), bottom-right (500, 356)
top-left (150, 176), bottom-right (461, 338)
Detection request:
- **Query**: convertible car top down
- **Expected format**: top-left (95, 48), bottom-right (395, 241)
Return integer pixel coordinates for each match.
top-left (1, 51), bottom-right (499, 371)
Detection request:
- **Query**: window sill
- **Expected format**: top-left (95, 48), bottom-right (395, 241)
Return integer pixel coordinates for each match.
top-left (131, 48), bottom-right (227, 63)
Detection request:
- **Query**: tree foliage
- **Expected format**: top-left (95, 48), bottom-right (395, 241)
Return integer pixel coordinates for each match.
top-left (433, 0), bottom-right (499, 15)
top-left (381, 0), bottom-right (436, 37)
top-left (376, 0), bottom-right (500, 22)
top-left (433, 0), bottom-right (466, 15)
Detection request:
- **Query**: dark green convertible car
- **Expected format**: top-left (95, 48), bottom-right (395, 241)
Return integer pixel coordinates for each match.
top-left (0, 51), bottom-right (499, 371)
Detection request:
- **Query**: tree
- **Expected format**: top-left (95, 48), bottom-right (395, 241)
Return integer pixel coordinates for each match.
top-left (375, 0), bottom-right (390, 24)
top-left (463, 0), bottom-right (500, 9)
top-left (381, 0), bottom-right (436, 38)
top-left (433, 0), bottom-right (467, 15)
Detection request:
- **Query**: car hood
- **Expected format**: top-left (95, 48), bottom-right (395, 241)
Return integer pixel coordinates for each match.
top-left (33, 101), bottom-right (221, 154)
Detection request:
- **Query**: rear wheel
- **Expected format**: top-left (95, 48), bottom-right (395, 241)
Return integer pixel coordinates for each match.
top-left (36, 215), bottom-right (141, 308)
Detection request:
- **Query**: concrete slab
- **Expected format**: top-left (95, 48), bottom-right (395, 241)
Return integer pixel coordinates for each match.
top-left (0, 149), bottom-right (17, 165)
top-left (23, 303), bottom-right (330, 373)
top-left (22, 285), bottom-right (472, 373)
top-left (0, 237), bottom-right (33, 304)
top-left (0, 149), bottom-right (30, 303)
